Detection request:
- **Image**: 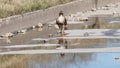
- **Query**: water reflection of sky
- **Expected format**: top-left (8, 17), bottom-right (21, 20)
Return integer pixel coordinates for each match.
top-left (86, 53), bottom-right (120, 68)
top-left (107, 43), bottom-right (120, 47)
top-left (0, 12), bottom-right (120, 68)
top-left (28, 53), bottom-right (120, 68)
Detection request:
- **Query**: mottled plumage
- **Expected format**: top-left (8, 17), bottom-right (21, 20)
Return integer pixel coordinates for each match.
top-left (56, 11), bottom-right (67, 34)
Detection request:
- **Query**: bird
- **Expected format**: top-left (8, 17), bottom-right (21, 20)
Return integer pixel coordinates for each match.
top-left (56, 11), bottom-right (67, 34)
top-left (56, 38), bottom-right (68, 50)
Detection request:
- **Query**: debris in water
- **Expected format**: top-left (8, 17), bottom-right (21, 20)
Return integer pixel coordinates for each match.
top-left (114, 56), bottom-right (120, 60)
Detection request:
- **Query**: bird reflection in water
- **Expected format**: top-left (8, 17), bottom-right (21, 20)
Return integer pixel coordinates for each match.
top-left (56, 32), bottom-right (68, 57)
top-left (56, 38), bottom-right (68, 57)
top-left (56, 38), bottom-right (68, 50)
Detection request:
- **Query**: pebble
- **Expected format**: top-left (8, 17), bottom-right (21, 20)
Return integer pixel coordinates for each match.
top-left (37, 23), bottom-right (43, 28)
top-left (48, 34), bottom-right (53, 37)
top-left (43, 39), bottom-right (49, 43)
top-left (97, 7), bottom-right (101, 10)
top-left (78, 17), bottom-right (88, 21)
top-left (32, 26), bottom-right (36, 30)
top-left (0, 19), bottom-right (2, 22)
top-left (18, 29), bottom-right (27, 34)
top-left (48, 24), bottom-right (52, 28)
top-left (101, 7), bottom-right (109, 10)
top-left (2, 32), bottom-right (15, 38)
top-left (91, 8), bottom-right (97, 11)
top-left (113, 11), bottom-right (117, 16)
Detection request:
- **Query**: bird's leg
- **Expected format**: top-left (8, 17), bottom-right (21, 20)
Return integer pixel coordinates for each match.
top-left (61, 25), bottom-right (65, 35)
top-left (57, 25), bottom-right (61, 33)
top-left (59, 25), bottom-right (62, 33)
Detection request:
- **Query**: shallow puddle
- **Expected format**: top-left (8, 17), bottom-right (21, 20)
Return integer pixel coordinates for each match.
top-left (0, 10), bottom-right (120, 68)
top-left (0, 15), bottom-right (120, 49)
top-left (0, 53), bottom-right (120, 68)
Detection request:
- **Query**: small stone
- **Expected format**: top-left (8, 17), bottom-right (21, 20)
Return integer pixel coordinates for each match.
top-left (3, 33), bottom-right (15, 38)
top-left (48, 34), bottom-right (53, 37)
top-left (91, 8), bottom-right (97, 11)
top-left (48, 24), bottom-right (52, 29)
top-left (37, 23), bottom-right (43, 28)
top-left (96, 7), bottom-right (101, 10)
top-left (18, 29), bottom-right (27, 34)
top-left (32, 26), bottom-right (36, 29)
top-left (101, 7), bottom-right (109, 10)
top-left (43, 39), bottom-right (49, 43)
top-left (79, 17), bottom-right (88, 21)
top-left (113, 11), bottom-right (117, 16)
top-left (0, 19), bottom-right (2, 22)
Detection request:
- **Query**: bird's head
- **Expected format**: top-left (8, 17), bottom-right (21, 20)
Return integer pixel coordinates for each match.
top-left (59, 11), bottom-right (64, 16)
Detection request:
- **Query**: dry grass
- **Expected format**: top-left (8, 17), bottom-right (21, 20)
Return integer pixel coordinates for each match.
top-left (0, 55), bottom-right (28, 68)
top-left (0, 0), bottom-right (74, 18)
top-left (0, 54), bottom-right (54, 68)
top-left (100, 23), bottom-right (120, 28)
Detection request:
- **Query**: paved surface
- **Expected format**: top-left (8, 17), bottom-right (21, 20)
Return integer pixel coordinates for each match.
top-left (0, 0), bottom-right (120, 54)
top-left (0, 0), bottom-right (120, 35)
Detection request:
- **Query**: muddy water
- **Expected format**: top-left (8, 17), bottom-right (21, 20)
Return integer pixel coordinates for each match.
top-left (0, 15), bottom-right (120, 47)
top-left (0, 53), bottom-right (120, 68)
top-left (0, 15), bottom-right (120, 68)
